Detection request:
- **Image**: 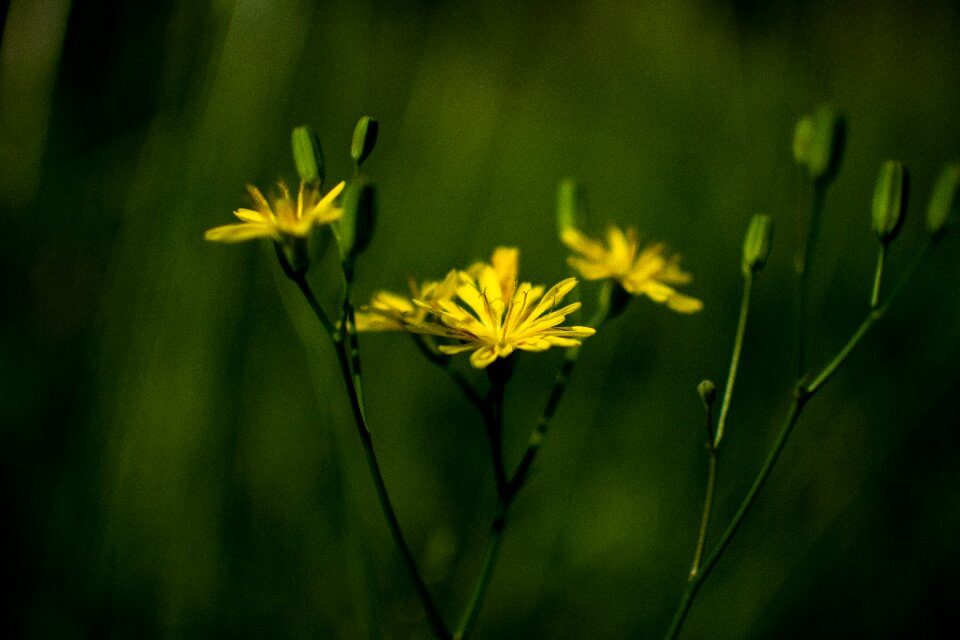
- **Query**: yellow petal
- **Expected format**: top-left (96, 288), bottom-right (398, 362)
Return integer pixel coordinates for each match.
top-left (313, 181), bottom-right (346, 214)
top-left (665, 292), bottom-right (703, 313)
top-left (491, 247), bottom-right (518, 302)
top-left (204, 222), bottom-right (274, 243)
top-left (245, 184), bottom-right (272, 217)
top-left (234, 208), bottom-right (269, 223)
top-left (469, 346), bottom-right (498, 368)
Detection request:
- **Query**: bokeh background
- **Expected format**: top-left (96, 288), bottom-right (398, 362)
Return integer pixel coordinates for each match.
top-left (3, 0), bottom-right (960, 637)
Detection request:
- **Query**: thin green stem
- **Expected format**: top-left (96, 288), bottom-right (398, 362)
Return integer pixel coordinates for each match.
top-left (663, 242), bottom-right (931, 640)
top-left (713, 273), bottom-right (753, 447)
top-left (509, 304), bottom-right (610, 497)
top-left (291, 272), bottom-right (450, 640)
top-left (486, 363), bottom-right (510, 501)
top-left (665, 395), bottom-right (806, 640)
top-left (454, 501), bottom-right (508, 640)
top-left (455, 297), bottom-right (611, 637)
top-left (870, 244), bottom-right (886, 309)
top-left (689, 445), bottom-right (717, 579)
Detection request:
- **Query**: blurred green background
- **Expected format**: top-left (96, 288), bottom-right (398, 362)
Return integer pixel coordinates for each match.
top-left (3, 0), bottom-right (959, 637)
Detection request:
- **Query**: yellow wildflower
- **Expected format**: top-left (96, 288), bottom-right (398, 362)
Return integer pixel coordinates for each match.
top-left (410, 247), bottom-right (595, 369)
top-left (355, 270), bottom-right (460, 332)
top-left (205, 180), bottom-right (345, 243)
top-left (562, 225), bottom-right (703, 313)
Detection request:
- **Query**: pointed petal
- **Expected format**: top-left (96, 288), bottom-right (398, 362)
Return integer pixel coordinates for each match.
top-left (204, 222), bottom-right (274, 243)
top-left (314, 181), bottom-right (346, 212)
top-left (491, 247), bottom-right (518, 302)
top-left (234, 208), bottom-right (269, 223)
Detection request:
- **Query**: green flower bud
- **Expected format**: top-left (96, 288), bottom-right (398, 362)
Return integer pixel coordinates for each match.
top-left (741, 213), bottom-right (774, 275)
top-left (792, 116), bottom-right (814, 168)
top-left (291, 126), bottom-right (325, 184)
top-left (794, 105), bottom-right (845, 183)
top-left (697, 380), bottom-right (717, 407)
top-left (871, 160), bottom-right (909, 245)
top-left (556, 178), bottom-right (584, 239)
top-left (350, 116), bottom-right (379, 168)
top-left (338, 177), bottom-right (377, 268)
top-left (926, 162), bottom-right (960, 239)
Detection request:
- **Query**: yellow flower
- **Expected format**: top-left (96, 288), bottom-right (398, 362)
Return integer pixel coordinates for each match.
top-left (410, 247), bottom-right (595, 368)
top-left (562, 225), bottom-right (703, 313)
top-left (205, 180), bottom-right (345, 243)
top-left (355, 271), bottom-right (460, 332)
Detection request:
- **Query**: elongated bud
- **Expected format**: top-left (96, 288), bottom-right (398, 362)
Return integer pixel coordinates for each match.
top-left (871, 160), bottom-right (909, 245)
top-left (742, 214), bottom-right (774, 275)
top-left (556, 178), bottom-right (585, 238)
top-left (793, 105), bottom-right (845, 183)
top-left (926, 162), bottom-right (960, 239)
top-left (338, 177), bottom-right (377, 268)
top-left (697, 380), bottom-right (716, 407)
top-left (291, 126), bottom-right (325, 185)
top-left (351, 116), bottom-right (379, 168)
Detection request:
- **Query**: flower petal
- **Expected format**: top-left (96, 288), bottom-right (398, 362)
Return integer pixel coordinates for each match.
top-left (204, 222), bottom-right (274, 243)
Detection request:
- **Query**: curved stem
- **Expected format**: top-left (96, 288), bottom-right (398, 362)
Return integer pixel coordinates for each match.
top-left (869, 244), bottom-right (886, 310)
top-left (454, 500), bottom-right (508, 640)
top-left (663, 241), bottom-right (931, 640)
top-left (665, 396), bottom-right (806, 640)
top-left (713, 273), bottom-right (753, 447)
top-left (291, 272), bottom-right (450, 640)
top-left (509, 304), bottom-right (610, 496)
top-left (689, 445), bottom-right (717, 579)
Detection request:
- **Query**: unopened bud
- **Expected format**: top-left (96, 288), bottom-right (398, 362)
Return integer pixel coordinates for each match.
top-left (697, 380), bottom-right (717, 406)
top-left (337, 177), bottom-right (377, 271)
top-left (291, 126), bottom-right (325, 184)
top-left (793, 105), bottom-right (845, 183)
top-left (350, 116), bottom-right (379, 168)
top-left (871, 160), bottom-right (909, 245)
top-left (556, 178), bottom-right (585, 238)
top-left (926, 163), bottom-right (960, 239)
top-left (742, 214), bottom-right (774, 275)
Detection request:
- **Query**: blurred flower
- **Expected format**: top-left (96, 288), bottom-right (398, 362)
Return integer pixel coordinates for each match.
top-left (355, 271), bottom-right (460, 332)
top-left (205, 180), bottom-right (345, 243)
top-left (562, 225), bottom-right (702, 313)
top-left (410, 247), bottom-right (595, 368)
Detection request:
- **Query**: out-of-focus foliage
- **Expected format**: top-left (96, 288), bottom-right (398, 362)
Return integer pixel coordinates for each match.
top-left (2, 0), bottom-right (959, 638)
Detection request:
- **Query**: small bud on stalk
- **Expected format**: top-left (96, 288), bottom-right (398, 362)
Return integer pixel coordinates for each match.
top-left (556, 178), bottom-right (585, 239)
top-left (351, 116), bottom-right (379, 168)
top-left (871, 160), bottom-right (909, 245)
top-left (926, 162), bottom-right (960, 240)
top-left (698, 380), bottom-right (717, 407)
top-left (793, 105), bottom-right (846, 184)
top-left (742, 214), bottom-right (774, 275)
top-left (291, 126), bottom-right (326, 185)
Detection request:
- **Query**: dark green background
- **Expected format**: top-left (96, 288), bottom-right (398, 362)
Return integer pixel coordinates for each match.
top-left (3, 0), bottom-right (959, 637)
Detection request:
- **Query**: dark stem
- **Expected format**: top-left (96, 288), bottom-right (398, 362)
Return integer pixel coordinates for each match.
top-left (290, 271), bottom-right (451, 640)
